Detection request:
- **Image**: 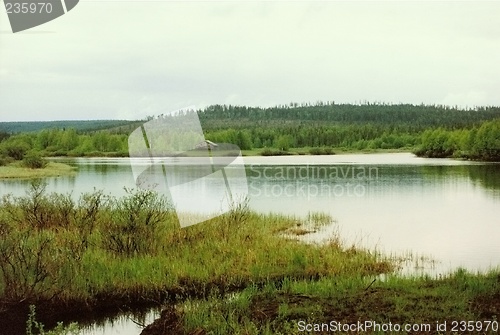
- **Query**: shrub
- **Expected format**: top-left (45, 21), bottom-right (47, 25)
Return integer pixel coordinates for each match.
top-left (101, 188), bottom-right (171, 256)
top-left (4, 180), bottom-right (55, 229)
top-left (0, 227), bottom-right (81, 302)
top-left (2, 141), bottom-right (30, 160)
top-left (3, 181), bottom-right (80, 231)
top-left (260, 148), bottom-right (291, 156)
top-left (0, 182), bottom-right (90, 302)
top-left (23, 151), bottom-right (47, 169)
top-left (0, 155), bottom-right (13, 166)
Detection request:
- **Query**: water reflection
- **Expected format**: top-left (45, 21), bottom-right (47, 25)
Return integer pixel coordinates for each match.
top-left (76, 309), bottom-right (160, 335)
top-left (468, 164), bottom-right (500, 193)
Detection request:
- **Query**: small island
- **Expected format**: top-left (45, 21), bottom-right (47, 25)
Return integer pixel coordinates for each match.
top-left (0, 161), bottom-right (76, 179)
top-left (0, 149), bottom-right (76, 179)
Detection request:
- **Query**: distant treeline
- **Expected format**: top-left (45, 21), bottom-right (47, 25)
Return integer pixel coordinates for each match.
top-left (198, 102), bottom-right (500, 129)
top-left (198, 103), bottom-right (500, 155)
top-left (0, 102), bottom-right (499, 161)
top-left (0, 120), bottom-right (138, 134)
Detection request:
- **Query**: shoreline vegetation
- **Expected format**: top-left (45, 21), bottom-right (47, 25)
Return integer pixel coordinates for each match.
top-left (0, 145), bottom-right (496, 181)
top-left (1, 103), bottom-right (500, 165)
top-left (0, 184), bottom-right (498, 334)
top-left (0, 161), bottom-right (76, 180)
top-left (0, 148), bottom-right (412, 180)
top-left (0, 147), bottom-right (466, 180)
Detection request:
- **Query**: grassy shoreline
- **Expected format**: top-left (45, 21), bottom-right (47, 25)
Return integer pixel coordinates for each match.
top-left (0, 161), bottom-right (76, 179)
top-left (0, 187), bottom-right (393, 334)
top-left (142, 271), bottom-right (500, 335)
top-left (0, 186), bottom-right (498, 334)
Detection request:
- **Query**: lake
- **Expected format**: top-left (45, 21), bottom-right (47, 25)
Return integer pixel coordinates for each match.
top-left (1, 153), bottom-right (499, 334)
top-left (2, 153), bottom-right (499, 273)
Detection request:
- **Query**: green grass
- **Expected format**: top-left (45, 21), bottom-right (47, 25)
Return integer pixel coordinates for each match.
top-left (1, 184), bottom-right (498, 334)
top-left (0, 161), bottom-right (76, 179)
top-left (144, 270), bottom-right (500, 335)
top-left (0, 185), bottom-right (392, 312)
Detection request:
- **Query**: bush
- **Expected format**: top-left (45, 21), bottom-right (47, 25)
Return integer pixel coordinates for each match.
top-left (0, 227), bottom-right (81, 302)
top-left (23, 151), bottom-right (47, 169)
top-left (0, 155), bottom-right (13, 166)
top-left (2, 141), bottom-right (30, 160)
top-left (3, 182), bottom-right (60, 230)
top-left (0, 182), bottom-right (94, 302)
top-left (101, 188), bottom-right (171, 256)
top-left (260, 148), bottom-right (292, 156)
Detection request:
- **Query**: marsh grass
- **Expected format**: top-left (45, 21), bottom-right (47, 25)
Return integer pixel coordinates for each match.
top-left (387, 250), bottom-right (440, 275)
top-left (0, 183), bottom-right (392, 320)
top-left (145, 269), bottom-right (500, 335)
top-left (280, 212), bottom-right (342, 248)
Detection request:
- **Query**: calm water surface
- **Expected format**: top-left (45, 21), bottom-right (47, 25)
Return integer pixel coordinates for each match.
top-left (1, 153), bottom-right (499, 334)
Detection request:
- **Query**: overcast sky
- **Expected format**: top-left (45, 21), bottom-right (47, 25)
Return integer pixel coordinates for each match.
top-left (1, 1), bottom-right (499, 121)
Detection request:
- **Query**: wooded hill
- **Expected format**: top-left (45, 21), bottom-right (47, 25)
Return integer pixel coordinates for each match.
top-left (198, 103), bottom-right (500, 130)
top-left (197, 103), bottom-right (500, 160)
top-left (0, 102), bottom-right (499, 161)
top-left (0, 120), bottom-right (138, 134)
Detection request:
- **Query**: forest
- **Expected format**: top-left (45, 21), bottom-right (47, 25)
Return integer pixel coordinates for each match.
top-left (0, 119), bottom-right (137, 134)
top-left (0, 102), bottom-right (499, 162)
top-left (415, 119), bottom-right (500, 161)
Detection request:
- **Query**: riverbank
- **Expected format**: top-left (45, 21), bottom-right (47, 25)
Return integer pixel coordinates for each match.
top-left (0, 186), bottom-right (499, 334)
top-left (0, 188), bottom-right (392, 334)
top-left (0, 161), bottom-right (76, 179)
top-left (4, 147), bottom-right (414, 161)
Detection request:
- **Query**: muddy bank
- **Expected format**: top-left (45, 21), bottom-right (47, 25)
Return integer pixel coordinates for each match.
top-left (140, 276), bottom-right (500, 335)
